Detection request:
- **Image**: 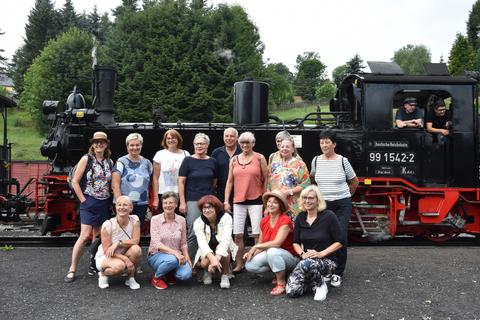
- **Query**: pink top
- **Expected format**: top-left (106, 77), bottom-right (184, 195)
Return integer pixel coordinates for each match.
top-left (148, 213), bottom-right (187, 255)
top-left (96, 215), bottom-right (139, 259)
top-left (232, 152), bottom-right (263, 203)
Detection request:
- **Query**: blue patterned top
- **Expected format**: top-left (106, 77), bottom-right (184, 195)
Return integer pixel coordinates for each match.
top-left (114, 155), bottom-right (153, 205)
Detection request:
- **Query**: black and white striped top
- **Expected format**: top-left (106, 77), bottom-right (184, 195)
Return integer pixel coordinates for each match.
top-left (310, 155), bottom-right (356, 201)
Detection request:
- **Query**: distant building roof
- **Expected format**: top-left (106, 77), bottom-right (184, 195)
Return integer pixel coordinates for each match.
top-left (0, 74), bottom-right (14, 87)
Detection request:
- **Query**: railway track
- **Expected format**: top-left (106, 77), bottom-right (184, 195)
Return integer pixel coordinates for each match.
top-left (1, 235), bottom-right (479, 247)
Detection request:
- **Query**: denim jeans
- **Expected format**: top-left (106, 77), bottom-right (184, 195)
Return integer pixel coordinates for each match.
top-left (245, 248), bottom-right (299, 273)
top-left (186, 201), bottom-right (202, 260)
top-left (326, 197), bottom-right (352, 276)
top-left (148, 252), bottom-right (192, 280)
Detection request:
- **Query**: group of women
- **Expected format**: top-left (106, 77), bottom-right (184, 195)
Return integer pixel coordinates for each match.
top-left (63, 128), bottom-right (358, 301)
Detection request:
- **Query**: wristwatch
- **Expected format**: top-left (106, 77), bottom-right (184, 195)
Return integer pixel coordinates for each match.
top-left (118, 240), bottom-right (123, 246)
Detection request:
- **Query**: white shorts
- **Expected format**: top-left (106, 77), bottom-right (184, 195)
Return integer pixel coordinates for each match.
top-left (233, 204), bottom-right (263, 235)
top-left (95, 255), bottom-right (106, 272)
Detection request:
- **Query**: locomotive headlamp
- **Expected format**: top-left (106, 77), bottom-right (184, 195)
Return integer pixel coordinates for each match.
top-left (70, 108), bottom-right (96, 122)
top-left (42, 101), bottom-right (60, 115)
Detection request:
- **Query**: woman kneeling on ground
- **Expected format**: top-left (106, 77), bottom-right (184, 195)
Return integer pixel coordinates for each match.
top-left (286, 185), bottom-right (343, 301)
top-left (96, 195), bottom-right (142, 289)
top-left (148, 192), bottom-right (192, 290)
top-left (194, 195), bottom-right (238, 289)
top-left (244, 190), bottom-right (299, 296)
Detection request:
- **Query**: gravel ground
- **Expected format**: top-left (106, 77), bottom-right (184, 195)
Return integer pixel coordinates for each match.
top-left (1, 246), bottom-right (479, 320)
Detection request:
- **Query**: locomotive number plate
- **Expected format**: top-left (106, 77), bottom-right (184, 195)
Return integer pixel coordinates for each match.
top-left (368, 152), bottom-right (415, 164)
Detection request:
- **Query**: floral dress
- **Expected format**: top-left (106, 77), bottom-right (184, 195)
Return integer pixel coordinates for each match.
top-left (267, 157), bottom-right (310, 217)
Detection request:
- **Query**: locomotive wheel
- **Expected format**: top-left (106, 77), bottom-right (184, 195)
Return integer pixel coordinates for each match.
top-left (423, 227), bottom-right (459, 243)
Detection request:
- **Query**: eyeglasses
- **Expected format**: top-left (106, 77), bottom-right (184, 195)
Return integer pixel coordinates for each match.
top-left (239, 141), bottom-right (251, 144)
top-left (202, 205), bottom-right (214, 211)
top-left (194, 142), bottom-right (207, 146)
top-left (93, 141), bottom-right (106, 145)
top-left (301, 196), bottom-right (317, 201)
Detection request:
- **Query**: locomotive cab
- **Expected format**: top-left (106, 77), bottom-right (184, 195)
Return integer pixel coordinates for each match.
top-left (336, 69), bottom-right (480, 242)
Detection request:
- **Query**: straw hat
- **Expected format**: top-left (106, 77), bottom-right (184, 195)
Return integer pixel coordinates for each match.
top-left (262, 190), bottom-right (289, 212)
top-left (89, 131), bottom-right (109, 143)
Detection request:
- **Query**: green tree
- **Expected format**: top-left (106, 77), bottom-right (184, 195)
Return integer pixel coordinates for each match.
top-left (265, 63), bottom-right (293, 106)
top-left (315, 81), bottom-right (336, 100)
top-left (58, 0), bottom-right (78, 33)
top-left (11, 0), bottom-right (60, 94)
top-left (293, 51), bottom-right (326, 100)
top-left (20, 28), bottom-right (93, 131)
top-left (448, 33), bottom-right (476, 75)
top-left (467, 0), bottom-right (480, 50)
top-left (346, 53), bottom-right (365, 74)
top-left (0, 29), bottom-right (7, 73)
top-left (332, 64), bottom-right (348, 86)
top-left (392, 44), bottom-right (431, 75)
top-left (99, 0), bottom-right (264, 123)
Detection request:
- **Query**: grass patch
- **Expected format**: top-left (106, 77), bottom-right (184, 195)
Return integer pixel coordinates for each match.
top-left (270, 104), bottom-right (329, 123)
top-left (0, 106), bottom-right (47, 161)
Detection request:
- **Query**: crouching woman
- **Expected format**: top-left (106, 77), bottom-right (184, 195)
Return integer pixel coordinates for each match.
top-left (244, 190), bottom-right (299, 296)
top-left (286, 185), bottom-right (343, 301)
top-left (148, 192), bottom-right (192, 290)
top-left (95, 195), bottom-right (142, 290)
top-left (194, 195), bottom-right (238, 289)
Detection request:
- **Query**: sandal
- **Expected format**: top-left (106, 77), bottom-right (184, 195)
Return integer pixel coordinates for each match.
top-left (64, 270), bottom-right (75, 283)
top-left (270, 283), bottom-right (286, 296)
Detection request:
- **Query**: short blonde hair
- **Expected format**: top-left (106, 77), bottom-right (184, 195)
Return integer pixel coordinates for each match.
top-left (125, 132), bottom-right (143, 146)
top-left (299, 185), bottom-right (326, 212)
top-left (115, 195), bottom-right (133, 211)
top-left (193, 133), bottom-right (210, 145)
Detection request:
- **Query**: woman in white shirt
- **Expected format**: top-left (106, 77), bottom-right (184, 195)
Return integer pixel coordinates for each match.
top-left (152, 129), bottom-right (190, 213)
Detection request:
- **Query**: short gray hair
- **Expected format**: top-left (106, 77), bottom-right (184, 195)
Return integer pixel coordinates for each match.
top-left (238, 131), bottom-right (255, 144)
top-left (224, 127), bottom-right (238, 137)
top-left (193, 133), bottom-right (210, 145)
top-left (125, 132), bottom-right (143, 146)
top-left (275, 130), bottom-right (291, 141)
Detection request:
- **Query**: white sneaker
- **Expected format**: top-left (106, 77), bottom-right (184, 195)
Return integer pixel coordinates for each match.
top-left (203, 271), bottom-right (212, 285)
top-left (220, 275), bottom-right (230, 289)
top-left (314, 282), bottom-right (328, 301)
top-left (125, 277), bottom-right (140, 290)
top-left (98, 272), bottom-right (109, 289)
top-left (136, 266), bottom-right (143, 274)
top-left (330, 274), bottom-right (342, 287)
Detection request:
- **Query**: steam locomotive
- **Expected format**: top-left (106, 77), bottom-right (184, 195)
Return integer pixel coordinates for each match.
top-left (39, 63), bottom-right (480, 242)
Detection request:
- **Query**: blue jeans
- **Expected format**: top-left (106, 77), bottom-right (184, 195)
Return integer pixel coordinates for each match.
top-left (186, 201), bottom-right (202, 260)
top-left (326, 197), bottom-right (352, 276)
top-left (147, 252), bottom-right (192, 280)
top-left (245, 248), bottom-right (299, 273)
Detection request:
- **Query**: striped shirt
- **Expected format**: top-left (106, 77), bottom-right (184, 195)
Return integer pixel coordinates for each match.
top-left (310, 155), bottom-right (356, 201)
top-left (148, 213), bottom-right (187, 255)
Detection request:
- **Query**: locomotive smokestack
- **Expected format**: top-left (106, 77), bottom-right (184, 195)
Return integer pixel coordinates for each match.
top-left (233, 81), bottom-right (269, 124)
top-left (93, 66), bottom-right (116, 125)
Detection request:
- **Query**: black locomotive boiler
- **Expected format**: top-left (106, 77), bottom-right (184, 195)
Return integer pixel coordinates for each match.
top-left (40, 64), bottom-right (480, 242)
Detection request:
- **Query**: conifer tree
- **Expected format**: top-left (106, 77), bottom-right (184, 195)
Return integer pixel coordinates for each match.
top-left (448, 33), bottom-right (476, 75)
top-left (11, 0), bottom-right (60, 93)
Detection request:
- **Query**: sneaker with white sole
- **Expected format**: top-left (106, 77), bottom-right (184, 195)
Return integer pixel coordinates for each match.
top-left (330, 274), bottom-right (342, 287)
top-left (220, 275), bottom-right (230, 289)
top-left (314, 282), bottom-right (328, 301)
top-left (203, 271), bottom-right (212, 285)
top-left (125, 277), bottom-right (140, 290)
top-left (98, 272), bottom-right (109, 289)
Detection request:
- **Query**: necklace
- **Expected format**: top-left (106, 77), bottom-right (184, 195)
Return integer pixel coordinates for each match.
top-left (237, 154), bottom-right (253, 169)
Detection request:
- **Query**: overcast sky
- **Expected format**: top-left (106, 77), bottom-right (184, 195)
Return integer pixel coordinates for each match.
top-left (1, 0), bottom-right (477, 76)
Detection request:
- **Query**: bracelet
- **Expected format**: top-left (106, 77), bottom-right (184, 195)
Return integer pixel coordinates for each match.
top-left (300, 251), bottom-right (305, 258)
